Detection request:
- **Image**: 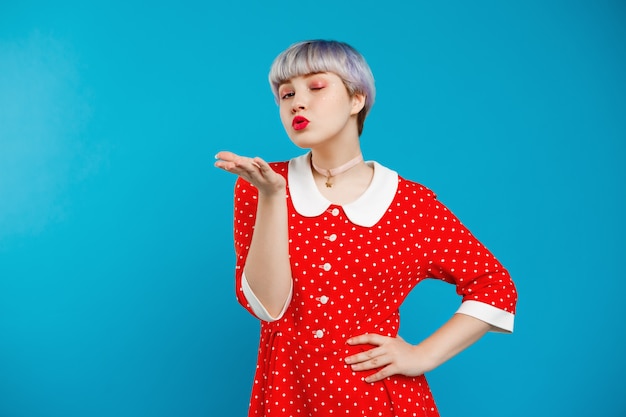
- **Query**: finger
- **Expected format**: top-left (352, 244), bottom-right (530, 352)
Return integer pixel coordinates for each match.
top-left (251, 156), bottom-right (271, 173)
top-left (220, 155), bottom-right (264, 178)
top-left (347, 333), bottom-right (388, 347)
top-left (364, 364), bottom-right (396, 383)
top-left (214, 159), bottom-right (252, 174)
top-left (345, 346), bottom-right (385, 365)
top-left (235, 159), bottom-right (262, 175)
top-left (215, 152), bottom-right (260, 171)
top-left (215, 151), bottom-right (249, 172)
top-left (215, 153), bottom-right (274, 182)
top-left (349, 353), bottom-right (392, 371)
top-left (214, 150), bottom-right (241, 162)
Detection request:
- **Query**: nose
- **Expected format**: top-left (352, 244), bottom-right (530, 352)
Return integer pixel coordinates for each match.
top-left (291, 94), bottom-right (307, 113)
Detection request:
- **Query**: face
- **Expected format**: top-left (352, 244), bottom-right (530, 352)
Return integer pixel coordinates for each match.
top-left (278, 72), bottom-right (365, 149)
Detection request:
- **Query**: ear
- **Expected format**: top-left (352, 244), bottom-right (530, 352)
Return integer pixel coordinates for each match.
top-left (350, 93), bottom-right (366, 116)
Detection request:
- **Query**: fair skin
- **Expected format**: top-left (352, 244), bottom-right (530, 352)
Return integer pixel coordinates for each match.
top-left (215, 71), bottom-right (493, 383)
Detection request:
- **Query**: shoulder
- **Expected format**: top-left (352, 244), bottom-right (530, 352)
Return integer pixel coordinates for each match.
top-left (369, 158), bottom-right (435, 199)
top-left (395, 173), bottom-right (438, 202)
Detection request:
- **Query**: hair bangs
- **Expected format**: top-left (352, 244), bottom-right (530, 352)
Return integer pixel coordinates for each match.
top-left (271, 44), bottom-right (344, 92)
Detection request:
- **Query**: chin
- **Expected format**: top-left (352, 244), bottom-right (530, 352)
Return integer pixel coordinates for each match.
top-left (286, 132), bottom-right (324, 149)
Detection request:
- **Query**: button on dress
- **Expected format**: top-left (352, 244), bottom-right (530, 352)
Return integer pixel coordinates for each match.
top-left (232, 153), bottom-right (517, 417)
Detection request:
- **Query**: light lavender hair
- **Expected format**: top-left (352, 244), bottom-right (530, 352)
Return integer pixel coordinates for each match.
top-left (268, 40), bottom-right (376, 136)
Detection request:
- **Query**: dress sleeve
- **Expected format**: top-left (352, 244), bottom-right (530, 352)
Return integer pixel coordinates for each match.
top-left (232, 176), bottom-right (292, 321)
top-left (232, 177), bottom-right (261, 317)
top-left (424, 193), bottom-right (518, 332)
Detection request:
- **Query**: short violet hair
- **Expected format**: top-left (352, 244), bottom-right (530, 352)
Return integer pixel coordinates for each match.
top-left (268, 40), bottom-right (376, 136)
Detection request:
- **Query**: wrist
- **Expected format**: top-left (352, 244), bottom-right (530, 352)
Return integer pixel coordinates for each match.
top-left (257, 187), bottom-right (286, 201)
top-left (412, 343), bottom-right (442, 374)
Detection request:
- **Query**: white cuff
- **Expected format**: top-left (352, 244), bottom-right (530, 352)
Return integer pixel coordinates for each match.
top-left (456, 300), bottom-right (515, 333)
top-left (241, 273), bottom-right (292, 322)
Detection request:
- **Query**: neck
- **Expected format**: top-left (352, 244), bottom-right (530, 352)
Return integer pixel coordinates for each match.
top-left (310, 153), bottom-right (363, 188)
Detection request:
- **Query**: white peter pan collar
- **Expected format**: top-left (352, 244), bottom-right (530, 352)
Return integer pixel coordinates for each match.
top-left (288, 152), bottom-right (399, 227)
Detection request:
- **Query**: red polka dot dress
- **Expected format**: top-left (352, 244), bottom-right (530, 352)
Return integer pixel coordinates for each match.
top-left (232, 153), bottom-right (517, 417)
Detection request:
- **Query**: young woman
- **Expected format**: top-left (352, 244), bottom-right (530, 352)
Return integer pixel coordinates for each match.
top-left (215, 39), bottom-right (517, 416)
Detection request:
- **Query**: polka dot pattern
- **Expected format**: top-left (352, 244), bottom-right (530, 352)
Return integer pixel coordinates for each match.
top-left (232, 162), bottom-right (517, 416)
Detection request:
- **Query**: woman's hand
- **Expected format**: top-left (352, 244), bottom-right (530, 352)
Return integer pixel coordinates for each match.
top-left (345, 314), bottom-right (493, 383)
top-left (215, 151), bottom-right (286, 196)
top-left (345, 334), bottom-right (432, 383)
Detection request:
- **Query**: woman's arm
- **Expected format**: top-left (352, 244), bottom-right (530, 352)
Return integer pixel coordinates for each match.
top-left (345, 313), bottom-right (492, 383)
top-left (243, 186), bottom-right (292, 318)
top-left (215, 151), bottom-right (292, 318)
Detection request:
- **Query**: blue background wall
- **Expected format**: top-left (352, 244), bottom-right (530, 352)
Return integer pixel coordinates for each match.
top-left (1, 1), bottom-right (624, 416)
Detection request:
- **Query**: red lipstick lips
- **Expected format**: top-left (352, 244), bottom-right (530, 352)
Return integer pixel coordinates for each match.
top-left (292, 116), bottom-right (309, 131)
